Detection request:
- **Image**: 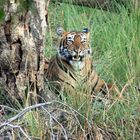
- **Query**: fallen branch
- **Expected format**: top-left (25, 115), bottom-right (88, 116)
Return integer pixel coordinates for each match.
top-left (0, 105), bottom-right (19, 113)
top-left (5, 124), bottom-right (31, 140)
top-left (42, 106), bottom-right (68, 140)
top-left (0, 100), bottom-right (93, 140)
top-left (0, 102), bottom-right (53, 129)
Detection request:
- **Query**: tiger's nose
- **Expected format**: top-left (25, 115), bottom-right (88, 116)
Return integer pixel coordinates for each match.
top-left (74, 48), bottom-right (81, 55)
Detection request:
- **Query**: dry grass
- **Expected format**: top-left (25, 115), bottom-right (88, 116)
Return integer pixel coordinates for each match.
top-left (0, 0), bottom-right (140, 139)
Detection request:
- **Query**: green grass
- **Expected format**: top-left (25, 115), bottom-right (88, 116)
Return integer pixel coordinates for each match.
top-left (0, 1), bottom-right (139, 139)
top-left (45, 1), bottom-right (140, 139)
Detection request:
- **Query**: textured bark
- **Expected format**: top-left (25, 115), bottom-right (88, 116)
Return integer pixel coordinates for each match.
top-left (0, 0), bottom-right (49, 104)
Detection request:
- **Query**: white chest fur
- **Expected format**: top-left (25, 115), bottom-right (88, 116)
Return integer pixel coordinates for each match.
top-left (69, 60), bottom-right (85, 71)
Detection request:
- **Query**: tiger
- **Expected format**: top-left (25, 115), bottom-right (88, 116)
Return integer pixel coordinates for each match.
top-left (46, 27), bottom-right (119, 100)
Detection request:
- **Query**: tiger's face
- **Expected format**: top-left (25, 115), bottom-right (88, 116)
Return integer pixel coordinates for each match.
top-left (56, 27), bottom-right (92, 70)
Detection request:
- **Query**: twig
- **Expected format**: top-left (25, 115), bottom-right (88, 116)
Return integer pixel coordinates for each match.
top-left (6, 124), bottom-right (31, 140)
top-left (54, 101), bottom-right (91, 124)
top-left (41, 106), bottom-right (68, 140)
top-left (0, 105), bottom-right (19, 113)
top-left (0, 100), bottom-right (92, 140)
top-left (119, 77), bottom-right (134, 98)
top-left (0, 102), bottom-right (52, 129)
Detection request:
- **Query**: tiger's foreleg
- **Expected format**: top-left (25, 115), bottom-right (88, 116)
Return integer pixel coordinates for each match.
top-left (88, 71), bottom-right (120, 104)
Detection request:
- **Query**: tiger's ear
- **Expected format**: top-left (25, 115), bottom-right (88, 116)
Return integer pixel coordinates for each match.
top-left (82, 28), bottom-right (89, 33)
top-left (82, 28), bottom-right (90, 39)
top-left (56, 26), bottom-right (65, 36)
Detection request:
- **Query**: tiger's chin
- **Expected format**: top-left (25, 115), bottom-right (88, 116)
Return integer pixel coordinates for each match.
top-left (69, 60), bottom-right (85, 71)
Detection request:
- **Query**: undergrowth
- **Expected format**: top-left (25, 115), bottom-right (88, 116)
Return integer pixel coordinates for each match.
top-left (45, 1), bottom-right (140, 139)
top-left (0, 0), bottom-right (140, 139)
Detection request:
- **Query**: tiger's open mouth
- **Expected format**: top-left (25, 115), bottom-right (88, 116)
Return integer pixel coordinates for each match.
top-left (72, 55), bottom-right (84, 61)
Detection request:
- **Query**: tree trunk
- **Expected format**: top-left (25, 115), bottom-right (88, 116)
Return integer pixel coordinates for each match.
top-left (0, 0), bottom-right (49, 104)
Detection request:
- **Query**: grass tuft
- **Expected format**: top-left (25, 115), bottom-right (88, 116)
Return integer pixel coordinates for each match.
top-left (45, 1), bottom-right (140, 139)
